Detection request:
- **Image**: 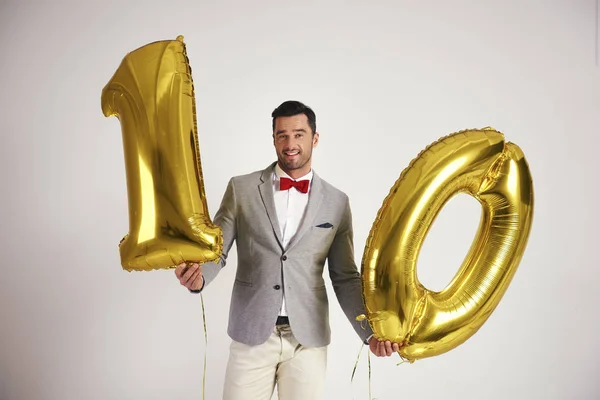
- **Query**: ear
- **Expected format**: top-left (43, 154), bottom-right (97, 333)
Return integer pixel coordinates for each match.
top-left (312, 132), bottom-right (319, 148)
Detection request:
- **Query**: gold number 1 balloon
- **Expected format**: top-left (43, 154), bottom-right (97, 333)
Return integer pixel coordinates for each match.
top-left (101, 36), bottom-right (223, 272)
top-left (360, 128), bottom-right (534, 362)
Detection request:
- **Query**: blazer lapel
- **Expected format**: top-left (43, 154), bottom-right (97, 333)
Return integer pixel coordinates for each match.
top-left (258, 163), bottom-right (284, 250)
top-left (285, 172), bottom-right (324, 251)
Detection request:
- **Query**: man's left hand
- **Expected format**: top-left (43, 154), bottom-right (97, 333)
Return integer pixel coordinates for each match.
top-left (368, 337), bottom-right (403, 357)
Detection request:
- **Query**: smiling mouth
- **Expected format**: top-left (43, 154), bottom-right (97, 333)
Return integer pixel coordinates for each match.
top-left (284, 150), bottom-right (300, 157)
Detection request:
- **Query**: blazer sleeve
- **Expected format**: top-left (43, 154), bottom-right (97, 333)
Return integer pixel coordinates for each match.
top-left (326, 196), bottom-right (374, 342)
top-left (190, 177), bottom-right (238, 293)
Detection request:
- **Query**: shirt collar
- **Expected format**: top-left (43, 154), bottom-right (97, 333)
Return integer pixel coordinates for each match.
top-left (273, 163), bottom-right (313, 182)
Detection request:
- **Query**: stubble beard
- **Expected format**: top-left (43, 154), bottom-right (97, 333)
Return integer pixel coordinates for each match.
top-left (278, 148), bottom-right (312, 174)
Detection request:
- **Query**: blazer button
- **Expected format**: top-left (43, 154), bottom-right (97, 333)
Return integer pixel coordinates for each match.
top-left (281, 255), bottom-right (287, 261)
top-left (273, 285), bottom-right (281, 290)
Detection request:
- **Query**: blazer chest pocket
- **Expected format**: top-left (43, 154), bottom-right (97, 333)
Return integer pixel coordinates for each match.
top-left (313, 222), bottom-right (336, 234)
top-left (308, 225), bottom-right (336, 245)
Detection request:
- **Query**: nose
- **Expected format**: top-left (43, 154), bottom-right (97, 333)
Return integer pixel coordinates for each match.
top-left (282, 137), bottom-right (298, 149)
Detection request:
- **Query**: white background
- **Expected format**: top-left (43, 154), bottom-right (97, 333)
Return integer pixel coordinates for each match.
top-left (1, 1), bottom-right (599, 399)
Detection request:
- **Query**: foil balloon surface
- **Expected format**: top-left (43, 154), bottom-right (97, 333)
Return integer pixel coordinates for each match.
top-left (101, 36), bottom-right (223, 272)
top-left (360, 128), bottom-right (534, 362)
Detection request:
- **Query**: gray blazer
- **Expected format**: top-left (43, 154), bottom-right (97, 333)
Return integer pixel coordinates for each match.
top-left (200, 162), bottom-right (373, 347)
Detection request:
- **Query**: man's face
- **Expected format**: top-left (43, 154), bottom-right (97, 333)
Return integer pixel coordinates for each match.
top-left (273, 114), bottom-right (319, 179)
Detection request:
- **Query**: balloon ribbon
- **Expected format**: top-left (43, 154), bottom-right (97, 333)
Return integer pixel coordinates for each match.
top-left (201, 293), bottom-right (207, 400)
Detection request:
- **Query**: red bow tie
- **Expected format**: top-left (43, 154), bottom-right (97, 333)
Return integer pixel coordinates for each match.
top-left (280, 177), bottom-right (310, 193)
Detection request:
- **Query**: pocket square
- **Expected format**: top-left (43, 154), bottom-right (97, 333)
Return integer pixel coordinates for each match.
top-left (316, 222), bottom-right (333, 228)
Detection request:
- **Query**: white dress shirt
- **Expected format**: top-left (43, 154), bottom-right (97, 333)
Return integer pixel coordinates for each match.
top-left (272, 163), bottom-right (313, 317)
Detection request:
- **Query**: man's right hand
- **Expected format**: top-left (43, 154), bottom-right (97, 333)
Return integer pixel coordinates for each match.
top-left (175, 262), bottom-right (204, 291)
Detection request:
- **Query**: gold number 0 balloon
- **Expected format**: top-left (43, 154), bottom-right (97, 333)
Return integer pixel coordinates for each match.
top-left (360, 128), bottom-right (533, 362)
top-left (101, 36), bottom-right (223, 271)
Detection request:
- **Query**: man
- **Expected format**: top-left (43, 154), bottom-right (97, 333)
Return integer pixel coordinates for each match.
top-left (175, 100), bottom-right (400, 399)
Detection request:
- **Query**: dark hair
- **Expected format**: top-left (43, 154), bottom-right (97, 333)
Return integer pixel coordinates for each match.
top-left (271, 100), bottom-right (316, 135)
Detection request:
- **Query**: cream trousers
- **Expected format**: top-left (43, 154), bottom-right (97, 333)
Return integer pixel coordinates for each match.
top-left (222, 324), bottom-right (327, 400)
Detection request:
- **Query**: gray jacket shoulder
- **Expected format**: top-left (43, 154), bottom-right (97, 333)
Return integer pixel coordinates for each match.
top-left (224, 168), bottom-right (266, 195)
top-left (318, 176), bottom-right (350, 205)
